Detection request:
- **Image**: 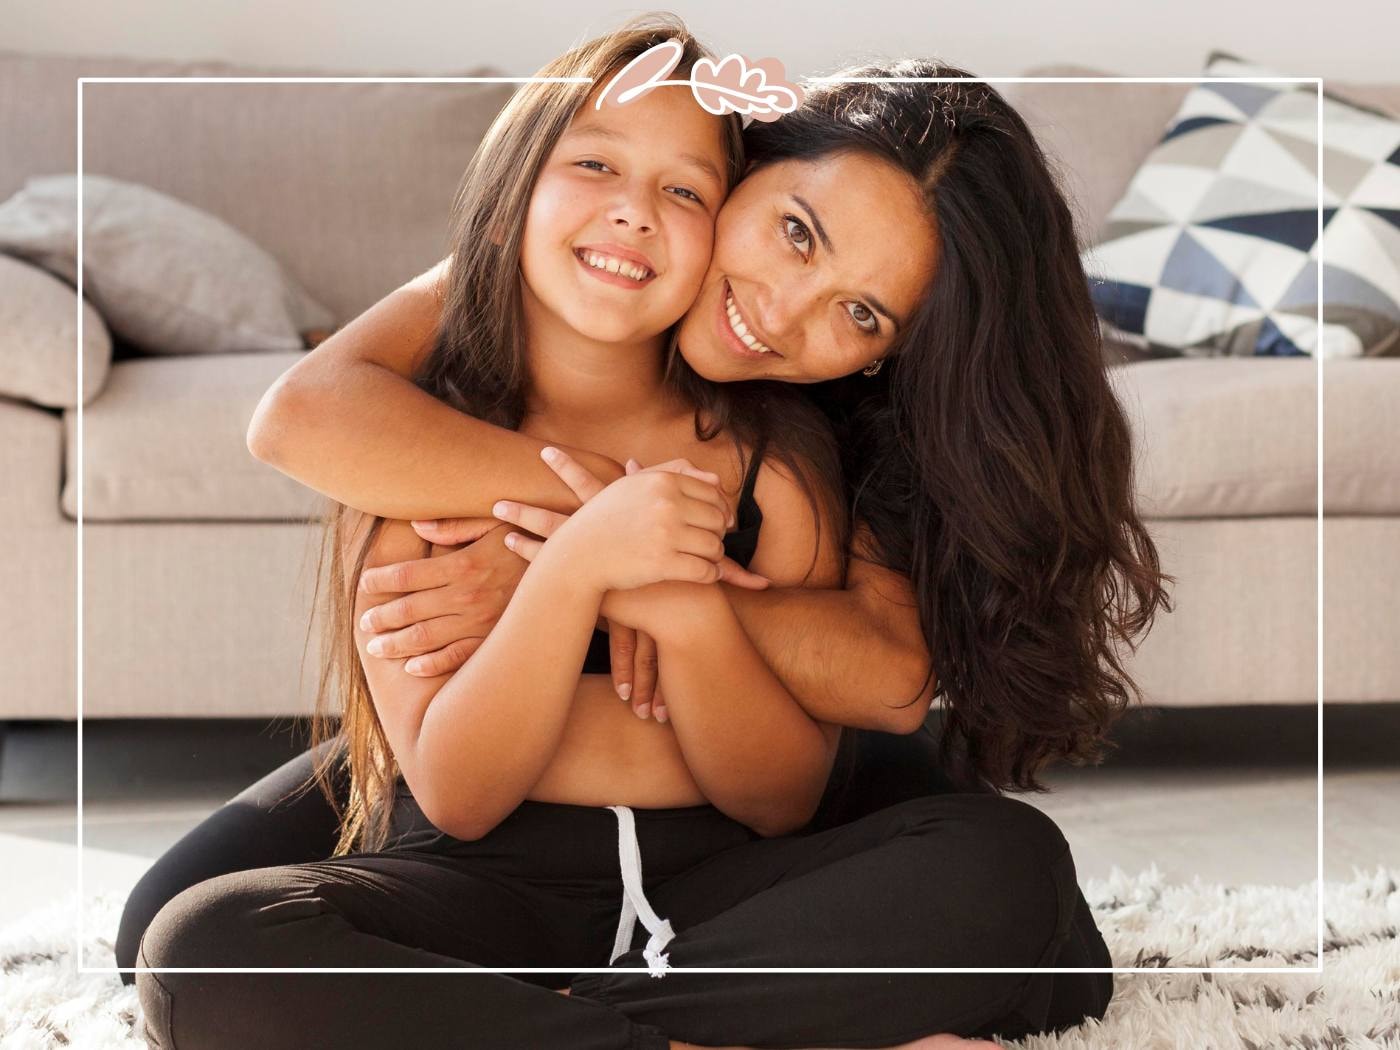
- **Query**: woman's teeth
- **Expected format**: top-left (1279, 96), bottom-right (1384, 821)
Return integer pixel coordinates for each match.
top-left (725, 291), bottom-right (773, 353)
top-left (577, 249), bottom-right (652, 282)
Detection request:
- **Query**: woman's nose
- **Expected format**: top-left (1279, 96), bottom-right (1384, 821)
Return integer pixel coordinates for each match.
top-left (752, 277), bottom-right (814, 342)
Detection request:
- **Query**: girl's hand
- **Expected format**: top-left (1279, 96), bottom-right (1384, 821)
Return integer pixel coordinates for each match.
top-left (488, 449), bottom-right (771, 589)
top-left (357, 522), bottom-right (527, 676)
top-left (490, 448), bottom-right (770, 722)
top-left (508, 455), bottom-right (727, 593)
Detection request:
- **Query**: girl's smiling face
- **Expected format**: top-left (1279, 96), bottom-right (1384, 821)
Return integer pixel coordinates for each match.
top-left (676, 152), bottom-right (940, 383)
top-left (519, 83), bottom-right (730, 348)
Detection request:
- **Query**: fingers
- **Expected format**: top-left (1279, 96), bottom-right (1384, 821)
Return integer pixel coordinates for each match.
top-left (609, 623), bottom-right (637, 701)
top-left (541, 446), bottom-right (608, 501)
top-left (652, 686), bottom-right (668, 725)
top-left (492, 500), bottom-right (569, 539)
top-left (674, 524), bottom-right (727, 565)
top-left (629, 455), bottom-right (736, 530)
top-left (717, 557), bottom-right (771, 590)
top-left (502, 532), bottom-right (543, 560)
top-left (363, 615), bottom-right (471, 660)
top-left (404, 637), bottom-right (485, 677)
top-left (409, 517), bottom-right (500, 546)
top-left (632, 630), bottom-right (658, 718)
top-left (359, 552), bottom-right (454, 595)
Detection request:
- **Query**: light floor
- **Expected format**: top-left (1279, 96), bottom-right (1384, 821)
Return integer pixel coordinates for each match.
top-left (1, 709), bottom-right (1396, 939)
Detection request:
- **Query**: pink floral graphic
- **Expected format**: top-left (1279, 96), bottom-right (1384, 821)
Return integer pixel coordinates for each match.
top-left (595, 41), bottom-right (803, 123)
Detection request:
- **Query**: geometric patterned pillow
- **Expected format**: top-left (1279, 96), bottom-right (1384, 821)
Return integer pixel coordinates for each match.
top-left (1084, 50), bottom-right (1400, 358)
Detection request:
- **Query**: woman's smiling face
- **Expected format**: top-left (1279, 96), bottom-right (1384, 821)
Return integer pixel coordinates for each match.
top-left (676, 152), bottom-right (940, 383)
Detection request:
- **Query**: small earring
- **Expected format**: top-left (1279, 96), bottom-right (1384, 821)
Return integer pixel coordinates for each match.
top-left (862, 359), bottom-right (884, 377)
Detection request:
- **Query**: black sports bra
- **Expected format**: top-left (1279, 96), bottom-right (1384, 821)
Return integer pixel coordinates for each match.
top-left (580, 443), bottom-right (766, 674)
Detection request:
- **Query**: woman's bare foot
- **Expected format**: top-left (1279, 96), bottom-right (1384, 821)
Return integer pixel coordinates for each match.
top-left (552, 990), bottom-right (1003, 1050)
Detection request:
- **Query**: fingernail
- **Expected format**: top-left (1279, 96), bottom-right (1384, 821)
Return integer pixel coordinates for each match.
top-left (492, 501), bottom-right (511, 517)
top-left (410, 520), bottom-right (431, 529)
top-left (635, 703), bottom-right (651, 720)
top-left (359, 612), bottom-right (372, 631)
top-left (655, 708), bottom-right (669, 724)
top-left (367, 638), bottom-right (384, 656)
top-left (504, 533), bottom-right (517, 549)
top-left (617, 682), bottom-right (632, 701)
top-left (404, 659), bottom-right (420, 675)
top-left (541, 446), bottom-right (560, 462)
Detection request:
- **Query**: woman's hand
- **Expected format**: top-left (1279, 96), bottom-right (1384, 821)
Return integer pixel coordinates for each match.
top-left (357, 520), bottom-right (527, 676)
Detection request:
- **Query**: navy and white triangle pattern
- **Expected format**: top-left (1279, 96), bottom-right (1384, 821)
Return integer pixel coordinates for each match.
top-left (1083, 52), bottom-right (1400, 358)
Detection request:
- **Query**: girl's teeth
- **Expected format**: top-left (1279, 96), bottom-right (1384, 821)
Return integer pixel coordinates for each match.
top-left (725, 292), bottom-right (772, 353)
top-left (580, 250), bottom-right (650, 282)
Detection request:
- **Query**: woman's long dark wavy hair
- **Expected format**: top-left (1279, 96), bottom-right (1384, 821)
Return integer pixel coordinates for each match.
top-left (747, 61), bottom-right (1174, 793)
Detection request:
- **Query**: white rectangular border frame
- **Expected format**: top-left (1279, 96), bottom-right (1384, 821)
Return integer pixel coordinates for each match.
top-left (73, 73), bottom-right (1326, 979)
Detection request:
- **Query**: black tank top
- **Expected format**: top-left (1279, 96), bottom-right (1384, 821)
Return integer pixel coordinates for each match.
top-left (579, 443), bottom-right (766, 674)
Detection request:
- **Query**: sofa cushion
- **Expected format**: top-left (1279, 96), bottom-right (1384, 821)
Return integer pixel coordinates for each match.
top-left (1111, 357), bottom-right (1400, 517)
top-left (0, 174), bottom-right (334, 357)
top-left (1110, 358), bottom-right (1317, 517)
top-left (0, 397), bottom-right (63, 524)
top-left (0, 50), bottom-right (514, 326)
top-left (63, 352), bottom-right (328, 521)
top-left (1082, 52), bottom-right (1400, 360)
top-left (0, 254), bottom-right (111, 408)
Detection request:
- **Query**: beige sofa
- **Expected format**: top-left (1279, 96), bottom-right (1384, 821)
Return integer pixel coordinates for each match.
top-left (0, 51), bottom-right (1395, 738)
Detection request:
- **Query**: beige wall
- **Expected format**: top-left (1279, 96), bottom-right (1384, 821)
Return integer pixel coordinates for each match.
top-left (2, 0), bottom-right (1393, 81)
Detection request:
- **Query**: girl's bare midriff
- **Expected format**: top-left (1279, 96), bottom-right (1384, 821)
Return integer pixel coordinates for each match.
top-left (525, 675), bottom-right (708, 808)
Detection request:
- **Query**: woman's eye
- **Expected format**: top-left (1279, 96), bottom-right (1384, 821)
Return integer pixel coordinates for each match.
top-left (846, 302), bottom-right (879, 334)
top-left (577, 160), bottom-right (613, 173)
top-left (782, 215), bottom-right (812, 256)
top-left (669, 186), bottom-right (703, 204)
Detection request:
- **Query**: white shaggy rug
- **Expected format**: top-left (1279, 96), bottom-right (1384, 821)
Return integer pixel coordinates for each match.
top-left (2, 866), bottom-right (1397, 1049)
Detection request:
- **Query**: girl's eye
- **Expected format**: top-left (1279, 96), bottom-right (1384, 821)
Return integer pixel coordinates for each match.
top-left (577, 159), bottom-right (613, 173)
top-left (781, 214), bottom-right (813, 257)
top-left (846, 302), bottom-right (879, 334)
top-left (668, 186), bottom-right (703, 204)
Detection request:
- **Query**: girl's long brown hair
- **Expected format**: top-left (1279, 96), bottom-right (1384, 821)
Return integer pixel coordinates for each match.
top-left (288, 14), bottom-right (848, 856)
top-left (748, 62), bottom-right (1175, 794)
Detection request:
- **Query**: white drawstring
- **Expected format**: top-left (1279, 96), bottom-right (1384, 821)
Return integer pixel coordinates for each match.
top-left (607, 805), bottom-right (676, 978)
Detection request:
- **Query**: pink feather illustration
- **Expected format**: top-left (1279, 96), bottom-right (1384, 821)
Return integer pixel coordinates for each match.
top-left (690, 54), bottom-right (803, 121)
top-left (594, 39), bottom-right (684, 110)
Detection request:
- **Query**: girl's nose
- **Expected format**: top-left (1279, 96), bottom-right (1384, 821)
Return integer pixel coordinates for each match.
top-left (608, 185), bottom-right (657, 235)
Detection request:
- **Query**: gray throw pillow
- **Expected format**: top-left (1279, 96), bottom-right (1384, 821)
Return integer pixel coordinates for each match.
top-left (0, 253), bottom-right (112, 408)
top-left (0, 174), bottom-right (334, 357)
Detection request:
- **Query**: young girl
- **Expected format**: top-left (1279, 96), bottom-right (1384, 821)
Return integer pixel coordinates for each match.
top-left (135, 21), bottom-right (936, 1050)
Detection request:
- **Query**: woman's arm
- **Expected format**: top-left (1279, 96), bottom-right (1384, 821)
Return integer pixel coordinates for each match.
top-left (246, 257), bottom-right (624, 519)
top-left (722, 549), bottom-right (936, 735)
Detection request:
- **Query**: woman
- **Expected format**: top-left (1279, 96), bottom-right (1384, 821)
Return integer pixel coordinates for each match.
top-left (121, 25), bottom-right (1170, 1047)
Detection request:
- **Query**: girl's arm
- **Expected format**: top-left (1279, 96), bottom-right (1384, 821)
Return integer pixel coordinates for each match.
top-left (352, 515), bottom-right (604, 841)
top-left (630, 459), bottom-right (849, 836)
top-left (355, 468), bottom-right (730, 840)
top-left (246, 258), bottom-right (624, 519)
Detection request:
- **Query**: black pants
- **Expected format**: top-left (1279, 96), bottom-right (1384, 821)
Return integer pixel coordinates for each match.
top-left (122, 730), bottom-right (1113, 1049)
